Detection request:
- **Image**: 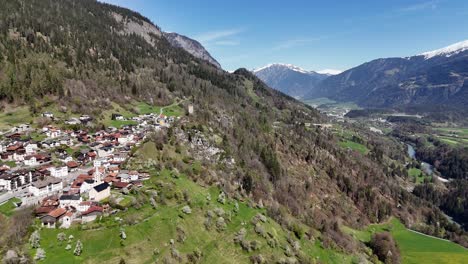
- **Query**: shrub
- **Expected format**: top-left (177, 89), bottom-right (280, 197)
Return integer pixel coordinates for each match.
top-left (34, 248), bottom-right (46, 261)
top-left (216, 217), bottom-right (227, 232)
top-left (369, 232), bottom-right (401, 264)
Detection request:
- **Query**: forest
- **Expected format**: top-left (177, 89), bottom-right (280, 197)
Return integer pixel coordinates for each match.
top-left (0, 0), bottom-right (467, 260)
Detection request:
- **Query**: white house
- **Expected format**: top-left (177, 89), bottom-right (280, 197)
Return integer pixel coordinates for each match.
top-left (49, 166), bottom-right (69, 178)
top-left (79, 179), bottom-right (96, 194)
top-left (61, 156), bottom-right (73, 163)
top-left (97, 146), bottom-right (114, 158)
top-left (13, 152), bottom-right (25, 162)
top-left (42, 112), bottom-right (54, 118)
top-left (0, 178), bottom-right (12, 191)
top-left (77, 201), bottom-right (92, 212)
top-left (60, 212), bottom-right (73, 229)
top-left (117, 134), bottom-right (134, 145)
top-left (25, 143), bottom-right (38, 154)
top-left (59, 194), bottom-right (82, 209)
top-left (28, 177), bottom-right (63, 197)
top-left (46, 128), bottom-right (61, 139)
top-left (89, 182), bottom-right (110, 202)
top-left (24, 156), bottom-right (38, 167)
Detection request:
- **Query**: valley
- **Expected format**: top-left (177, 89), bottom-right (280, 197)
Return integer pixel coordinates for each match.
top-left (0, 0), bottom-right (467, 263)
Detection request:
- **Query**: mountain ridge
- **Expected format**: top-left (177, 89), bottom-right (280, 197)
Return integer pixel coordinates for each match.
top-left (163, 31), bottom-right (222, 69)
top-left (253, 63), bottom-right (330, 98)
top-left (306, 40), bottom-right (468, 116)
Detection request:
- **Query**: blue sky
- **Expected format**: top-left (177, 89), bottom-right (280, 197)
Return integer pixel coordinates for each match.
top-left (100, 0), bottom-right (468, 72)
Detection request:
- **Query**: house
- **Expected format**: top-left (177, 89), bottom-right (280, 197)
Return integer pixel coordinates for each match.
top-left (0, 175), bottom-right (13, 191)
top-left (65, 118), bottom-right (81, 125)
top-left (79, 115), bottom-right (92, 122)
top-left (89, 182), bottom-right (110, 201)
top-left (61, 156), bottom-right (73, 163)
top-left (59, 194), bottom-right (82, 209)
top-left (67, 161), bottom-right (79, 172)
top-left (77, 201), bottom-right (93, 212)
top-left (97, 145), bottom-right (114, 157)
top-left (79, 179), bottom-right (96, 193)
top-left (111, 113), bottom-right (124, 121)
top-left (24, 155), bottom-right (38, 167)
top-left (29, 177), bottom-right (63, 197)
top-left (61, 211), bottom-right (73, 229)
top-left (42, 112), bottom-right (54, 118)
top-left (118, 173), bottom-right (131, 183)
top-left (81, 206), bottom-right (103, 223)
top-left (49, 166), bottom-right (68, 178)
top-left (41, 207), bottom-right (66, 228)
top-left (117, 134), bottom-right (134, 145)
top-left (25, 143), bottom-right (38, 154)
top-left (46, 128), bottom-right (61, 139)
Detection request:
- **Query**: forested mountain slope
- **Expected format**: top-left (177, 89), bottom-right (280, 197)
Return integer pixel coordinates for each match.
top-left (0, 0), bottom-right (467, 262)
top-left (307, 41), bottom-right (468, 116)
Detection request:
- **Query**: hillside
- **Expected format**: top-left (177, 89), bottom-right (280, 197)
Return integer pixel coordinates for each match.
top-left (253, 64), bottom-right (329, 98)
top-left (163, 32), bottom-right (222, 69)
top-left (307, 41), bottom-right (468, 116)
top-left (0, 0), bottom-right (467, 263)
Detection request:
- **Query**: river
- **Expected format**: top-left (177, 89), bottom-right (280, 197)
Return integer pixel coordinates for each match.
top-left (406, 144), bottom-right (449, 182)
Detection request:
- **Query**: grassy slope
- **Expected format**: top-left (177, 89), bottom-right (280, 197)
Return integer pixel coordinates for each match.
top-left (408, 168), bottom-right (428, 184)
top-left (344, 218), bottom-right (468, 264)
top-left (0, 198), bottom-right (21, 217)
top-left (35, 172), bottom-right (353, 264)
top-left (0, 106), bottom-right (33, 130)
top-left (338, 140), bottom-right (369, 155)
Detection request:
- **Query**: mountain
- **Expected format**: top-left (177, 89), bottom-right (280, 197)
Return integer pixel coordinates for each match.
top-left (1, 0), bottom-right (467, 262)
top-left (307, 40), bottom-right (468, 114)
top-left (163, 32), bottom-right (222, 69)
top-left (253, 63), bottom-right (329, 98)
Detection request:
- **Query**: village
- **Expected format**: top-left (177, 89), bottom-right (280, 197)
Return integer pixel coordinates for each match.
top-left (0, 107), bottom-right (187, 229)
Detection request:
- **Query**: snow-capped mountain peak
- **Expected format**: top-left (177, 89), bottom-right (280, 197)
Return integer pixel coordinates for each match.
top-left (419, 40), bottom-right (468, 59)
top-left (253, 63), bottom-right (313, 74)
top-left (316, 69), bottom-right (343, 75)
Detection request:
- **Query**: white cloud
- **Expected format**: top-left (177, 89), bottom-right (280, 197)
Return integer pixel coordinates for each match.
top-left (194, 29), bottom-right (243, 47)
top-left (400, 1), bottom-right (438, 12)
top-left (272, 37), bottom-right (326, 51)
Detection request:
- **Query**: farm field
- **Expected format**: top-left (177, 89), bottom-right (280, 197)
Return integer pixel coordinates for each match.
top-left (432, 127), bottom-right (468, 147)
top-left (344, 218), bottom-right (468, 264)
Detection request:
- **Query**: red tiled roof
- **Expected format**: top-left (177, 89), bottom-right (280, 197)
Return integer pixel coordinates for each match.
top-left (7, 144), bottom-right (22, 151)
top-left (67, 161), bottom-right (79, 168)
top-left (47, 208), bottom-right (67, 218)
top-left (82, 206), bottom-right (103, 216)
top-left (35, 206), bottom-right (55, 215)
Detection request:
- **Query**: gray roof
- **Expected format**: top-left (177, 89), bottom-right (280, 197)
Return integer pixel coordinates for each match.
top-left (33, 177), bottom-right (62, 189)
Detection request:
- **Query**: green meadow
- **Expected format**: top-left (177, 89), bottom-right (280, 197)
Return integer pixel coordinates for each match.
top-left (34, 171), bottom-right (354, 264)
top-left (344, 218), bottom-right (468, 264)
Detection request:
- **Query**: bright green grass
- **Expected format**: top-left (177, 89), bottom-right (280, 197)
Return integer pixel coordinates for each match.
top-left (343, 218), bottom-right (468, 264)
top-left (0, 106), bottom-right (33, 130)
top-left (339, 140), bottom-right (369, 155)
top-left (1, 160), bottom-right (17, 168)
top-left (0, 198), bottom-right (21, 217)
top-left (36, 171), bottom-right (353, 264)
top-left (408, 168), bottom-right (428, 184)
top-left (108, 120), bottom-right (138, 128)
top-left (136, 101), bottom-right (184, 117)
top-left (302, 98), bottom-right (337, 106)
